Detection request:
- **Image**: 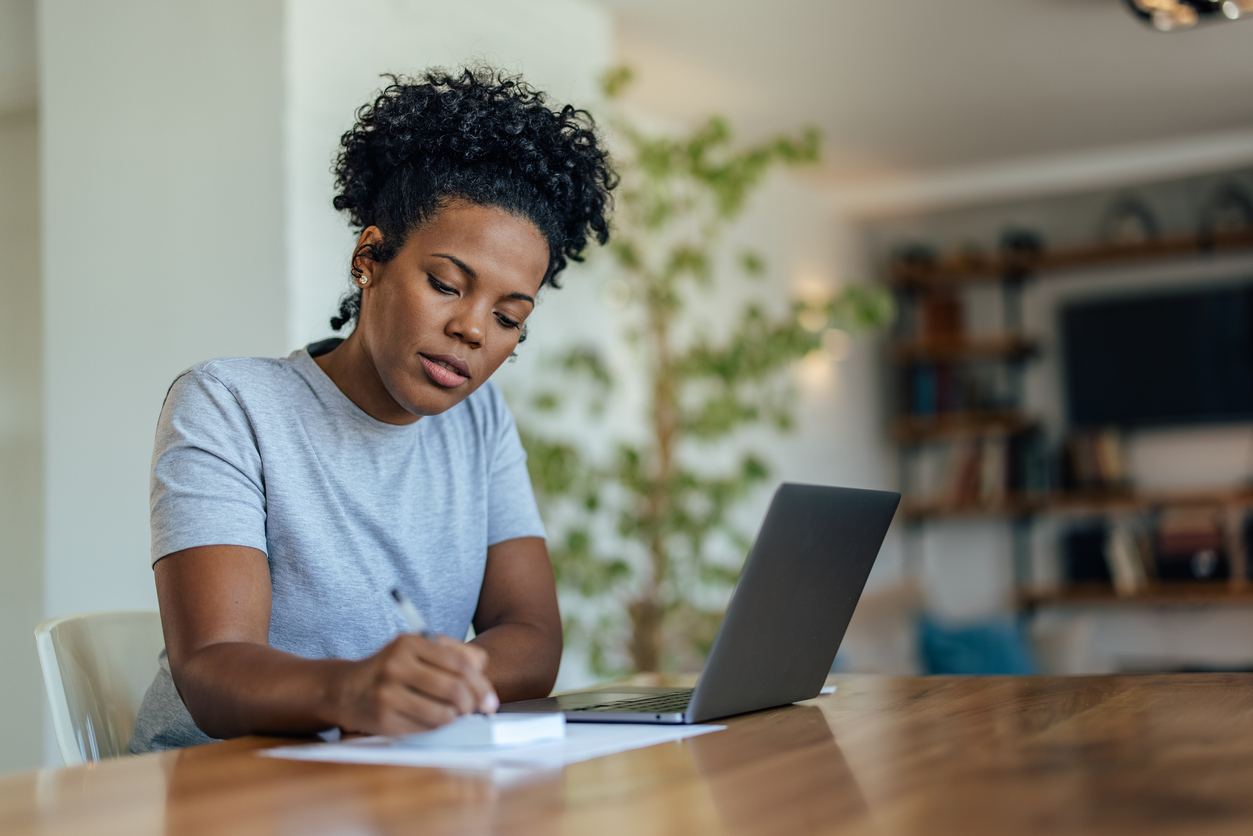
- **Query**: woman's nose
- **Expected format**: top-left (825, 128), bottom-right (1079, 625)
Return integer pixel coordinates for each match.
top-left (448, 306), bottom-right (486, 345)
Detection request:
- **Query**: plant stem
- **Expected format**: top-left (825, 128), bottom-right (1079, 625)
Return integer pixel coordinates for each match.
top-left (629, 284), bottom-right (677, 672)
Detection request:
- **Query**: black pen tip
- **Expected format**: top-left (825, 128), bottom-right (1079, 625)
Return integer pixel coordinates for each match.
top-left (389, 588), bottom-right (401, 601)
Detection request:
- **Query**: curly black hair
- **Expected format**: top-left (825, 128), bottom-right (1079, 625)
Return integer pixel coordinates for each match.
top-left (329, 67), bottom-right (617, 331)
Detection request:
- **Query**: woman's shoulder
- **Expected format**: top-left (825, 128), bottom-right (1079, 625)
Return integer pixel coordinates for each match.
top-left (184, 352), bottom-right (299, 386)
top-left (164, 353), bottom-right (309, 414)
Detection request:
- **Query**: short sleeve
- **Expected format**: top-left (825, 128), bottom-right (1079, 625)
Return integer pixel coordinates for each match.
top-left (150, 369), bottom-right (268, 563)
top-left (484, 387), bottom-right (547, 546)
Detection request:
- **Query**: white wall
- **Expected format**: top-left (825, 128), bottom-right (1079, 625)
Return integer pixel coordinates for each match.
top-left (39, 0), bottom-right (289, 622)
top-left (0, 104), bottom-right (44, 774)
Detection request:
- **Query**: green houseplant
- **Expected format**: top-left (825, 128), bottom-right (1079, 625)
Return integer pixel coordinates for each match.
top-left (519, 69), bottom-right (893, 675)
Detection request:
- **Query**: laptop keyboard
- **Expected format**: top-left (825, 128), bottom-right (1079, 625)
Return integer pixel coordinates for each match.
top-left (571, 689), bottom-right (694, 714)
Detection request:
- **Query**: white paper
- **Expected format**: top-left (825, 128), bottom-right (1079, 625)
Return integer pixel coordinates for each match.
top-left (260, 722), bottom-right (725, 770)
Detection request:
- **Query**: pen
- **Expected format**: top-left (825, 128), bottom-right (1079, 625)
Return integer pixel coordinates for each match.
top-left (389, 587), bottom-right (497, 714)
top-left (390, 587), bottom-right (437, 639)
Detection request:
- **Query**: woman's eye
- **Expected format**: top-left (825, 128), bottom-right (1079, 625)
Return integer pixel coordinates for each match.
top-left (427, 276), bottom-right (457, 295)
top-left (495, 313), bottom-right (522, 330)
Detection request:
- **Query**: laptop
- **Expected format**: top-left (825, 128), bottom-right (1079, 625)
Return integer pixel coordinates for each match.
top-left (500, 482), bottom-right (900, 724)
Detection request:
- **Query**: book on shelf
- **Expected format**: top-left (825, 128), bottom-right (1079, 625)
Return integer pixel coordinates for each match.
top-left (1007, 431), bottom-right (1051, 494)
top-left (907, 364), bottom-right (965, 417)
top-left (1061, 509), bottom-right (1239, 591)
top-left (904, 355), bottom-right (1018, 424)
top-left (946, 439), bottom-right (982, 503)
top-left (1105, 520), bottom-right (1148, 597)
top-left (919, 290), bottom-right (963, 341)
top-left (1155, 508), bottom-right (1228, 581)
top-left (909, 364), bottom-right (938, 416)
top-left (979, 437), bottom-right (1008, 503)
top-left (935, 364), bottom-right (955, 413)
top-left (930, 436), bottom-right (1011, 506)
top-left (905, 430), bottom-right (1051, 509)
top-left (1063, 429), bottom-right (1128, 491)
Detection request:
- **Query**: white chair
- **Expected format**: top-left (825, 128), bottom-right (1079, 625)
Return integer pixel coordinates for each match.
top-left (34, 610), bottom-right (164, 766)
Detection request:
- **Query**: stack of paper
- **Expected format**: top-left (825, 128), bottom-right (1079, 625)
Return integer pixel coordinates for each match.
top-left (395, 713), bottom-right (567, 748)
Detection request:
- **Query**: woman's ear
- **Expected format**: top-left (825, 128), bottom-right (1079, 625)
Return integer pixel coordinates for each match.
top-left (352, 226), bottom-right (386, 273)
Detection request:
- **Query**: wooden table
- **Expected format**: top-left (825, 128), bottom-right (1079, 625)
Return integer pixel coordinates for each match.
top-left (5, 674), bottom-right (1253, 835)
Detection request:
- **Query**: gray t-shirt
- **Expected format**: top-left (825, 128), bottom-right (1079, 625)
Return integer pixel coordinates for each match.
top-left (130, 341), bottom-right (545, 752)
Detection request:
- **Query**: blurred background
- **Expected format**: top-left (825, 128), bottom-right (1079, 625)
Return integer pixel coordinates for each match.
top-left (3, 0), bottom-right (1253, 773)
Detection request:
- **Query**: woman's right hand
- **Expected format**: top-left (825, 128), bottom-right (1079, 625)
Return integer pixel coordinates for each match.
top-left (332, 634), bottom-right (499, 736)
top-left (156, 545), bottom-right (500, 740)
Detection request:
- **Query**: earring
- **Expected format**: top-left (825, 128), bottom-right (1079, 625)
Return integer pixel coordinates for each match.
top-left (351, 267), bottom-right (367, 286)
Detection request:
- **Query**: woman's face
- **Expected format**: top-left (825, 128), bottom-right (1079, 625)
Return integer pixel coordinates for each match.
top-left (352, 200), bottom-right (549, 422)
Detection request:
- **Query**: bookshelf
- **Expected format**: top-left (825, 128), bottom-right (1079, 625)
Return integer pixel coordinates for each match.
top-left (891, 333), bottom-right (1038, 365)
top-left (893, 411), bottom-right (1035, 444)
top-left (886, 223), bottom-right (1253, 606)
top-left (901, 485), bottom-right (1253, 522)
top-left (901, 485), bottom-right (1253, 601)
top-left (888, 227), bottom-right (1253, 290)
top-left (1019, 582), bottom-right (1253, 609)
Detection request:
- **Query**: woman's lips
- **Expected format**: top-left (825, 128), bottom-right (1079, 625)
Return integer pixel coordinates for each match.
top-left (419, 353), bottom-right (470, 388)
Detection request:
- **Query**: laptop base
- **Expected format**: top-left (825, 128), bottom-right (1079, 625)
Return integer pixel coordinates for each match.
top-left (501, 686), bottom-right (693, 724)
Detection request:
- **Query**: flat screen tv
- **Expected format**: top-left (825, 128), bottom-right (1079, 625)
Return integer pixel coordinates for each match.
top-left (1061, 280), bottom-right (1253, 428)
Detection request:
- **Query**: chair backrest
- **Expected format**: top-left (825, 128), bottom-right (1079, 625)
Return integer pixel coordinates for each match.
top-left (34, 610), bottom-right (164, 766)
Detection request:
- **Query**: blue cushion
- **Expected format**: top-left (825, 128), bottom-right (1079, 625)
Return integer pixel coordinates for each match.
top-left (919, 614), bottom-right (1037, 675)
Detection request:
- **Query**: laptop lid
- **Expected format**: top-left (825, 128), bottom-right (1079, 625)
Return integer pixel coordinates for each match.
top-left (684, 483), bottom-right (899, 723)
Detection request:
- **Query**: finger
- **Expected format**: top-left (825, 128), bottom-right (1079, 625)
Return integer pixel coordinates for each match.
top-left (390, 635), bottom-right (478, 684)
top-left (404, 663), bottom-right (482, 716)
top-left (460, 665), bottom-right (497, 714)
top-left (434, 640), bottom-right (496, 712)
top-left (377, 683), bottom-right (458, 735)
top-left (380, 638), bottom-right (481, 716)
top-left (402, 637), bottom-right (497, 714)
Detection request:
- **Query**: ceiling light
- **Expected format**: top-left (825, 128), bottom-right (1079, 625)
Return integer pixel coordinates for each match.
top-left (1124, 0), bottom-right (1253, 31)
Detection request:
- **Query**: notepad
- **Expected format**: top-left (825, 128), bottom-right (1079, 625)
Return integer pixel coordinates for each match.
top-left (395, 713), bottom-right (566, 748)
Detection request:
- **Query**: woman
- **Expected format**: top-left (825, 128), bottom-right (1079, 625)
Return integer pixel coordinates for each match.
top-left (130, 68), bottom-right (615, 752)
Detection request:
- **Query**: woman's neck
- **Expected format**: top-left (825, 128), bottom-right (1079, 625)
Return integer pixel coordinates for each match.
top-left (312, 333), bottom-right (422, 426)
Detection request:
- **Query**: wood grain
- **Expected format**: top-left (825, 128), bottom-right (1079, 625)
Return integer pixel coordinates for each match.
top-left (5, 674), bottom-right (1253, 835)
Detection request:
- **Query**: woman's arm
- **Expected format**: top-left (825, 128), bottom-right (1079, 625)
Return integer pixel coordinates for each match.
top-left (470, 536), bottom-right (563, 702)
top-left (155, 545), bottom-right (497, 739)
